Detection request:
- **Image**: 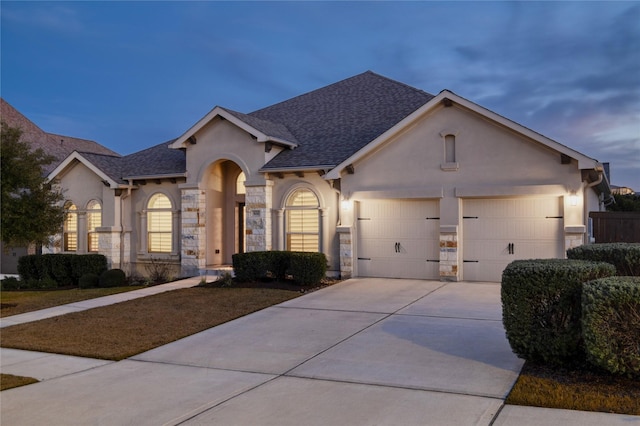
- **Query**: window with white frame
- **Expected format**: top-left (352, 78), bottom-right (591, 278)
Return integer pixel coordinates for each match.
top-left (236, 172), bottom-right (246, 195)
top-left (86, 200), bottom-right (102, 252)
top-left (147, 193), bottom-right (172, 253)
top-left (63, 202), bottom-right (77, 252)
top-left (285, 188), bottom-right (319, 252)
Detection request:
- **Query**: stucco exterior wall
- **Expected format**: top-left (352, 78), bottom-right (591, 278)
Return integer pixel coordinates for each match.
top-left (342, 105), bottom-right (583, 198)
top-left (270, 174), bottom-right (340, 273)
top-left (127, 181), bottom-right (182, 278)
top-left (185, 118), bottom-right (271, 186)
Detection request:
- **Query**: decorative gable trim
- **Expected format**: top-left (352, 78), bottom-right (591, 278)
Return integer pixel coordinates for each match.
top-left (46, 151), bottom-right (121, 188)
top-left (325, 90), bottom-right (604, 179)
top-left (169, 106), bottom-right (297, 150)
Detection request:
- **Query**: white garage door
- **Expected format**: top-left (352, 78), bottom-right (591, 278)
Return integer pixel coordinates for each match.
top-left (463, 197), bottom-right (564, 282)
top-left (357, 199), bottom-right (439, 279)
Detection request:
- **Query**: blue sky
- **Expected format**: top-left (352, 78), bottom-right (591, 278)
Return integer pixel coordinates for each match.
top-left (1, 1), bottom-right (638, 190)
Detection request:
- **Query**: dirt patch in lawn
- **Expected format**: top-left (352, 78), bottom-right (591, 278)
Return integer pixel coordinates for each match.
top-left (0, 283), bottom-right (318, 361)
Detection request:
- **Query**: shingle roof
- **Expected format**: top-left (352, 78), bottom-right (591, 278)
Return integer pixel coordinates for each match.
top-left (1, 98), bottom-right (120, 175)
top-left (251, 71), bottom-right (434, 169)
top-left (77, 141), bottom-right (186, 184)
top-left (220, 107), bottom-right (298, 144)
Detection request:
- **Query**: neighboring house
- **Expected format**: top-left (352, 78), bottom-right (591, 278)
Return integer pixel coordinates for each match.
top-left (0, 98), bottom-right (119, 274)
top-left (46, 71), bottom-right (611, 282)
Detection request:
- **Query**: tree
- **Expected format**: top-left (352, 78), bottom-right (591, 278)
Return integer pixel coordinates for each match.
top-left (608, 193), bottom-right (640, 212)
top-left (1, 121), bottom-right (66, 248)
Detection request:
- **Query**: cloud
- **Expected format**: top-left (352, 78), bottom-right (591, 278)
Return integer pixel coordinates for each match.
top-left (2, 3), bottom-right (85, 34)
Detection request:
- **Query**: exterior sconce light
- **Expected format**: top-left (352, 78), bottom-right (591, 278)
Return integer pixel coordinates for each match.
top-left (341, 198), bottom-right (352, 211)
top-left (570, 192), bottom-right (578, 206)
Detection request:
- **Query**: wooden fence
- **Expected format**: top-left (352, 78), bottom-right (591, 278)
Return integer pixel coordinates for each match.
top-left (589, 211), bottom-right (640, 243)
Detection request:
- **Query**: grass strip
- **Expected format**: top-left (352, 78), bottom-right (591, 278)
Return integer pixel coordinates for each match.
top-left (0, 287), bottom-right (299, 360)
top-left (1, 374), bottom-right (39, 391)
top-left (1, 286), bottom-right (144, 318)
top-left (506, 362), bottom-right (640, 415)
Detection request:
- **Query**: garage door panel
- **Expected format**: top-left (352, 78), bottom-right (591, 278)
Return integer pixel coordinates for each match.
top-left (357, 199), bottom-right (439, 280)
top-left (463, 198), bottom-right (563, 282)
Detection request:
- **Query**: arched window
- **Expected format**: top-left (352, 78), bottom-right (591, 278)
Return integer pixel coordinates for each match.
top-left (147, 193), bottom-right (172, 253)
top-left (87, 200), bottom-right (102, 252)
top-left (63, 202), bottom-right (77, 252)
top-left (285, 188), bottom-right (319, 252)
top-left (236, 172), bottom-right (246, 195)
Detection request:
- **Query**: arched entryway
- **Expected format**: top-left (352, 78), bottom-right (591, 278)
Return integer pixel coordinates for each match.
top-left (203, 160), bottom-right (246, 266)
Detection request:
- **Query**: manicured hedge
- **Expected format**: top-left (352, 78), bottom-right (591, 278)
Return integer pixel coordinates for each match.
top-left (17, 253), bottom-right (108, 288)
top-left (582, 276), bottom-right (640, 378)
top-left (232, 251), bottom-right (327, 285)
top-left (99, 269), bottom-right (126, 288)
top-left (501, 259), bottom-right (616, 366)
top-left (288, 252), bottom-right (327, 285)
top-left (567, 243), bottom-right (640, 276)
top-left (79, 273), bottom-right (100, 289)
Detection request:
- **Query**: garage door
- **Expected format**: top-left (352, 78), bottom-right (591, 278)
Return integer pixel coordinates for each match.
top-left (463, 197), bottom-right (564, 282)
top-left (357, 199), bottom-right (439, 279)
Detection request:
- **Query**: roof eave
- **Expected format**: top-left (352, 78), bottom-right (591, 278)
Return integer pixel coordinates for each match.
top-left (170, 106), bottom-right (297, 150)
top-left (325, 90), bottom-right (607, 180)
top-left (47, 151), bottom-right (121, 189)
top-left (122, 172), bottom-right (187, 181)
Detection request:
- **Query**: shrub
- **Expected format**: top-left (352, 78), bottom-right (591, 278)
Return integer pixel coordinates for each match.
top-left (17, 255), bottom-right (44, 282)
top-left (47, 254), bottom-right (75, 286)
top-left (99, 269), bottom-right (126, 288)
top-left (232, 251), bottom-right (327, 284)
top-left (0, 276), bottom-right (22, 290)
top-left (582, 277), bottom-right (640, 378)
top-left (144, 256), bottom-right (174, 283)
top-left (567, 243), bottom-right (640, 276)
top-left (289, 252), bottom-right (327, 285)
top-left (501, 259), bottom-right (616, 366)
top-left (71, 254), bottom-right (108, 283)
top-left (17, 254), bottom-right (108, 288)
top-left (232, 251), bottom-right (271, 282)
top-left (79, 273), bottom-right (100, 289)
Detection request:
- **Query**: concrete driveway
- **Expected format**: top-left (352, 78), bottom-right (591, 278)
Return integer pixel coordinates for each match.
top-left (3, 278), bottom-right (635, 425)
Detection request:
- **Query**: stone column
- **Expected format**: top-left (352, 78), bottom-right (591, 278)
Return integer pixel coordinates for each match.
top-left (98, 227), bottom-right (120, 269)
top-left (245, 181), bottom-right (273, 252)
top-left (564, 226), bottom-right (586, 253)
top-left (337, 226), bottom-right (352, 279)
top-left (181, 188), bottom-right (206, 277)
top-left (439, 225), bottom-right (459, 281)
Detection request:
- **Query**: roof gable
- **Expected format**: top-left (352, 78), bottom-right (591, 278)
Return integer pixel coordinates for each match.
top-left (325, 90), bottom-right (604, 179)
top-left (169, 106), bottom-right (298, 150)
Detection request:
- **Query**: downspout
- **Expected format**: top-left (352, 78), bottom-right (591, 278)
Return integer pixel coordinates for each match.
top-left (583, 170), bottom-right (604, 243)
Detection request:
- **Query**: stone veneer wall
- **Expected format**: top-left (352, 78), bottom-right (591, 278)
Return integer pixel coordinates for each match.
top-left (337, 226), bottom-right (352, 279)
top-left (245, 183), bottom-right (273, 252)
top-left (98, 230), bottom-right (120, 269)
top-left (439, 226), bottom-right (459, 281)
top-left (181, 188), bottom-right (206, 277)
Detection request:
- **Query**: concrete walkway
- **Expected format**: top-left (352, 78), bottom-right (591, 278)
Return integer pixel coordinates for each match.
top-left (1, 278), bottom-right (638, 425)
top-left (0, 276), bottom-right (203, 328)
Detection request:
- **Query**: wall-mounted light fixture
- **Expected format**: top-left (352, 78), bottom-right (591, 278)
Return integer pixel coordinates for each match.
top-left (569, 191), bottom-right (578, 206)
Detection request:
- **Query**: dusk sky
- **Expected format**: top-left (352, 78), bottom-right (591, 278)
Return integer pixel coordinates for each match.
top-left (1, 1), bottom-right (638, 190)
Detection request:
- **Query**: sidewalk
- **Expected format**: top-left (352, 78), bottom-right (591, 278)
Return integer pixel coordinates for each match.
top-left (0, 276), bottom-right (203, 328)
